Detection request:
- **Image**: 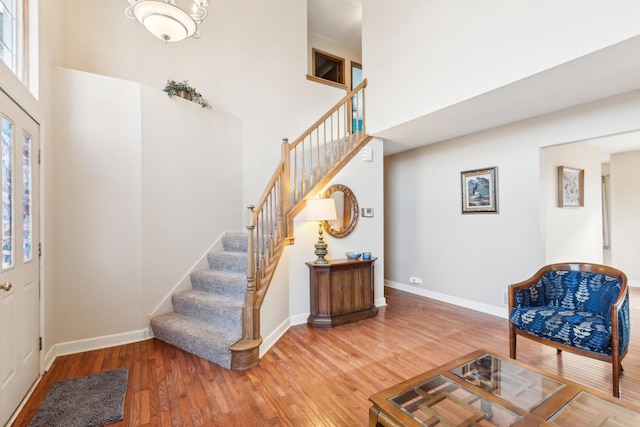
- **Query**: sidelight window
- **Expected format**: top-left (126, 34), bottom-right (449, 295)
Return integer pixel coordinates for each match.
top-left (2, 117), bottom-right (13, 268)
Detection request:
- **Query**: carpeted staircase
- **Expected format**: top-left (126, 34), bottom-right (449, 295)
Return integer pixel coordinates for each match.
top-left (150, 232), bottom-right (248, 369)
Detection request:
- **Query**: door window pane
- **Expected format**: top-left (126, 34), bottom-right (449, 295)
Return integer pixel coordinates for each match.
top-left (351, 62), bottom-right (363, 132)
top-left (2, 117), bottom-right (13, 268)
top-left (0, 0), bottom-right (16, 72)
top-left (22, 133), bottom-right (30, 261)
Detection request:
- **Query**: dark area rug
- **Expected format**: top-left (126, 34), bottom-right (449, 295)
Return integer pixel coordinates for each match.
top-left (28, 367), bottom-right (128, 427)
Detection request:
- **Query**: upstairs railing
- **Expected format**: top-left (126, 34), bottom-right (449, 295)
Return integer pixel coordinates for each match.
top-left (238, 79), bottom-right (372, 349)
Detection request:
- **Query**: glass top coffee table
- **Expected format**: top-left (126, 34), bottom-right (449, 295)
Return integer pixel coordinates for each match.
top-left (369, 349), bottom-right (640, 427)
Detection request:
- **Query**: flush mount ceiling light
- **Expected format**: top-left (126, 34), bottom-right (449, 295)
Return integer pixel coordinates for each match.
top-left (125, 0), bottom-right (210, 42)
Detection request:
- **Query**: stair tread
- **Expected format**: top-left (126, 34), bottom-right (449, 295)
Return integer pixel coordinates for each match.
top-left (193, 269), bottom-right (245, 279)
top-left (214, 251), bottom-right (247, 257)
top-left (174, 290), bottom-right (243, 307)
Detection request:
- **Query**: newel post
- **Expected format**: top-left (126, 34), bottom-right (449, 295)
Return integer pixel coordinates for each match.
top-left (281, 138), bottom-right (293, 243)
top-left (244, 205), bottom-right (257, 340)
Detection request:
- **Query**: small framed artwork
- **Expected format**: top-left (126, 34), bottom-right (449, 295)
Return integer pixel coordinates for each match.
top-left (558, 166), bottom-right (584, 207)
top-left (461, 167), bottom-right (498, 214)
top-left (361, 207), bottom-right (373, 217)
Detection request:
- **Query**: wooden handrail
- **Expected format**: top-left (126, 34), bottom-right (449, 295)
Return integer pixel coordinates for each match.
top-left (238, 79), bottom-right (370, 356)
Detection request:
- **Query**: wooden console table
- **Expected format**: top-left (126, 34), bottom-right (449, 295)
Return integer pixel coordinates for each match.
top-left (369, 349), bottom-right (640, 427)
top-left (306, 258), bottom-right (378, 328)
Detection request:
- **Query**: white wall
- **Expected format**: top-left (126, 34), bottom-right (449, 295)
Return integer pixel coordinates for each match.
top-left (363, 0), bottom-right (640, 134)
top-left (62, 0), bottom-right (346, 206)
top-left (610, 150), bottom-right (640, 281)
top-left (288, 138), bottom-right (385, 323)
top-left (541, 143), bottom-right (603, 264)
top-left (38, 0), bottom-right (366, 351)
top-left (50, 68), bottom-right (244, 344)
top-left (385, 91), bottom-right (640, 311)
top-left (140, 85), bottom-right (243, 314)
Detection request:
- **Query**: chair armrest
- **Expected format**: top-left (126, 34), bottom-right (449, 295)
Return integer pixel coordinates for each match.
top-left (609, 282), bottom-right (630, 355)
top-left (508, 266), bottom-right (551, 312)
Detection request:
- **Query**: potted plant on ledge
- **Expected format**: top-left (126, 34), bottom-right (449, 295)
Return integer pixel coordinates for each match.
top-left (163, 80), bottom-right (211, 109)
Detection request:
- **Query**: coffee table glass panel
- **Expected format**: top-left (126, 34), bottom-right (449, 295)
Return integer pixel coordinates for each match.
top-left (449, 353), bottom-right (564, 411)
top-left (547, 391), bottom-right (640, 426)
top-left (388, 375), bottom-right (522, 427)
top-left (370, 350), bottom-right (640, 427)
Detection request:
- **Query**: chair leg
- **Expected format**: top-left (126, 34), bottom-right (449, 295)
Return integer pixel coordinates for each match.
top-left (613, 358), bottom-right (621, 398)
top-left (509, 324), bottom-right (516, 359)
top-left (557, 349), bottom-right (562, 355)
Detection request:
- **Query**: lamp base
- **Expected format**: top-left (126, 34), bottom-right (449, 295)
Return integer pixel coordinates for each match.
top-left (313, 222), bottom-right (329, 264)
top-left (314, 241), bottom-right (329, 264)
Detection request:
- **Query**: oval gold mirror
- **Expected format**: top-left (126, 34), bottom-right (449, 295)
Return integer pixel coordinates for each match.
top-left (322, 184), bottom-right (359, 238)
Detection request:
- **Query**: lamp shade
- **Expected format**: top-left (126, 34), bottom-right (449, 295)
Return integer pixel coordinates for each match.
top-left (132, 1), bottom-right (197, 42)
top-left (305, 198), bottom-right (337, 222)
top-left (126, 0), bottom-right (211, 42)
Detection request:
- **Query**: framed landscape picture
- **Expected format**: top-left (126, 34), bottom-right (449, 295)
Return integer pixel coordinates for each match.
top-left (558, 166), bottom-right (584, 207)
top-left (461, 167), bottom-right (498, 214)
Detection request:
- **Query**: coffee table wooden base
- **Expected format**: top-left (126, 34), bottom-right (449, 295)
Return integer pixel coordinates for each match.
top-left (369, 349), bottom-right (640, 427)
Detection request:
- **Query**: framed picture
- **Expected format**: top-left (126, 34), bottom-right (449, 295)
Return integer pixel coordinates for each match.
top-left (461, 167), bottom-right (498, 214)
top-left (558, 166), bottom-right (584, 207)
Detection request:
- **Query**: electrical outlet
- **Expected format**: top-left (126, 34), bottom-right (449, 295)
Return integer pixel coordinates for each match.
top-left (409, 276), bottom-right (423, 284)
top-left (503, 291), bottom-right (508, 305)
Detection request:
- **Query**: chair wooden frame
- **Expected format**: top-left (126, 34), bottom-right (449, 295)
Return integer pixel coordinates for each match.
top-left (508, 263), bottom-right (629, 398)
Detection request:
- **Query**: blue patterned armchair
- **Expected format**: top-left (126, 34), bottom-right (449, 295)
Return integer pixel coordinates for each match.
top-left (508, 263), bottom-right (630, 397)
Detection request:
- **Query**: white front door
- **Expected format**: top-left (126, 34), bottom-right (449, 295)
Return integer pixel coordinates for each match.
top-left (0, 89), bottom-right (40, 426)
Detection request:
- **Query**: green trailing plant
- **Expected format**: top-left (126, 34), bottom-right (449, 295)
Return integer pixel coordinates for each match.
top-left (163, 79), bottom-right (211, 109)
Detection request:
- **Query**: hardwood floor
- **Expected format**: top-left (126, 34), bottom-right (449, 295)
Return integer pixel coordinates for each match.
top-left (12, 287), bottom-right (640, 426)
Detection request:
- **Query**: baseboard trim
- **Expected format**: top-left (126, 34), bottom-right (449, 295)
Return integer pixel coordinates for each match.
top-left (54, 328), bottom-right (150, 358)
top-left (260, 317), bottom-right (291, 358)
top-left (385, 280), bottom-right (508, 319)
top-left (628, 279), bottom-right (640, 288)
top-left (44, 345), bottom-right (56, 371)
top-left (375, 296), bottom-right (387, 307)
top-left (289, 313), bottom-right (308, 327)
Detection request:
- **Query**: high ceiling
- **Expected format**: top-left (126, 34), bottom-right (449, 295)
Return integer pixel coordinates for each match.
top-left (307, 0), bottom-right (362, 50)
top-left (306, 2), bottom-right (640, 160)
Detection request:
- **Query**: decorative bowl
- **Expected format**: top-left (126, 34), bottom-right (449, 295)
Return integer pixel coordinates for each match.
top-left (345, 252), bottom-right (362, 260)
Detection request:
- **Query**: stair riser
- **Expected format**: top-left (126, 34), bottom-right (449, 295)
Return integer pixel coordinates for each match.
top-left (208, 253), bottom-right (247, 274)
top-left (222, 234), bottom-right (249, 253)
top-left (172, 298), bottom-right (243, 336)
top-left (151, 317), bottom-right (233, 369)
top-left (191, 272), bottom-right (246, 300)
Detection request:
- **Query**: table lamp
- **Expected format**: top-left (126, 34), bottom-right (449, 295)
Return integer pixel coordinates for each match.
top-left (305, 198), bottom-right (337, 264)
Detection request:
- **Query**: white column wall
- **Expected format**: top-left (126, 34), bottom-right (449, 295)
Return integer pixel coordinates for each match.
top-left (52, 69), bottom-right (144, 342)
top-left (609, 150), bottom-right (640, 282)
top-left (541, 143), bottom-right (603, 264)
top-left (38, 0), bottom-right (66, 356)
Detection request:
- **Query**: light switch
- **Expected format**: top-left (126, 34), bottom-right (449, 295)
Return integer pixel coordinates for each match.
top-left (362, 147), bottom-right (373, 162)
